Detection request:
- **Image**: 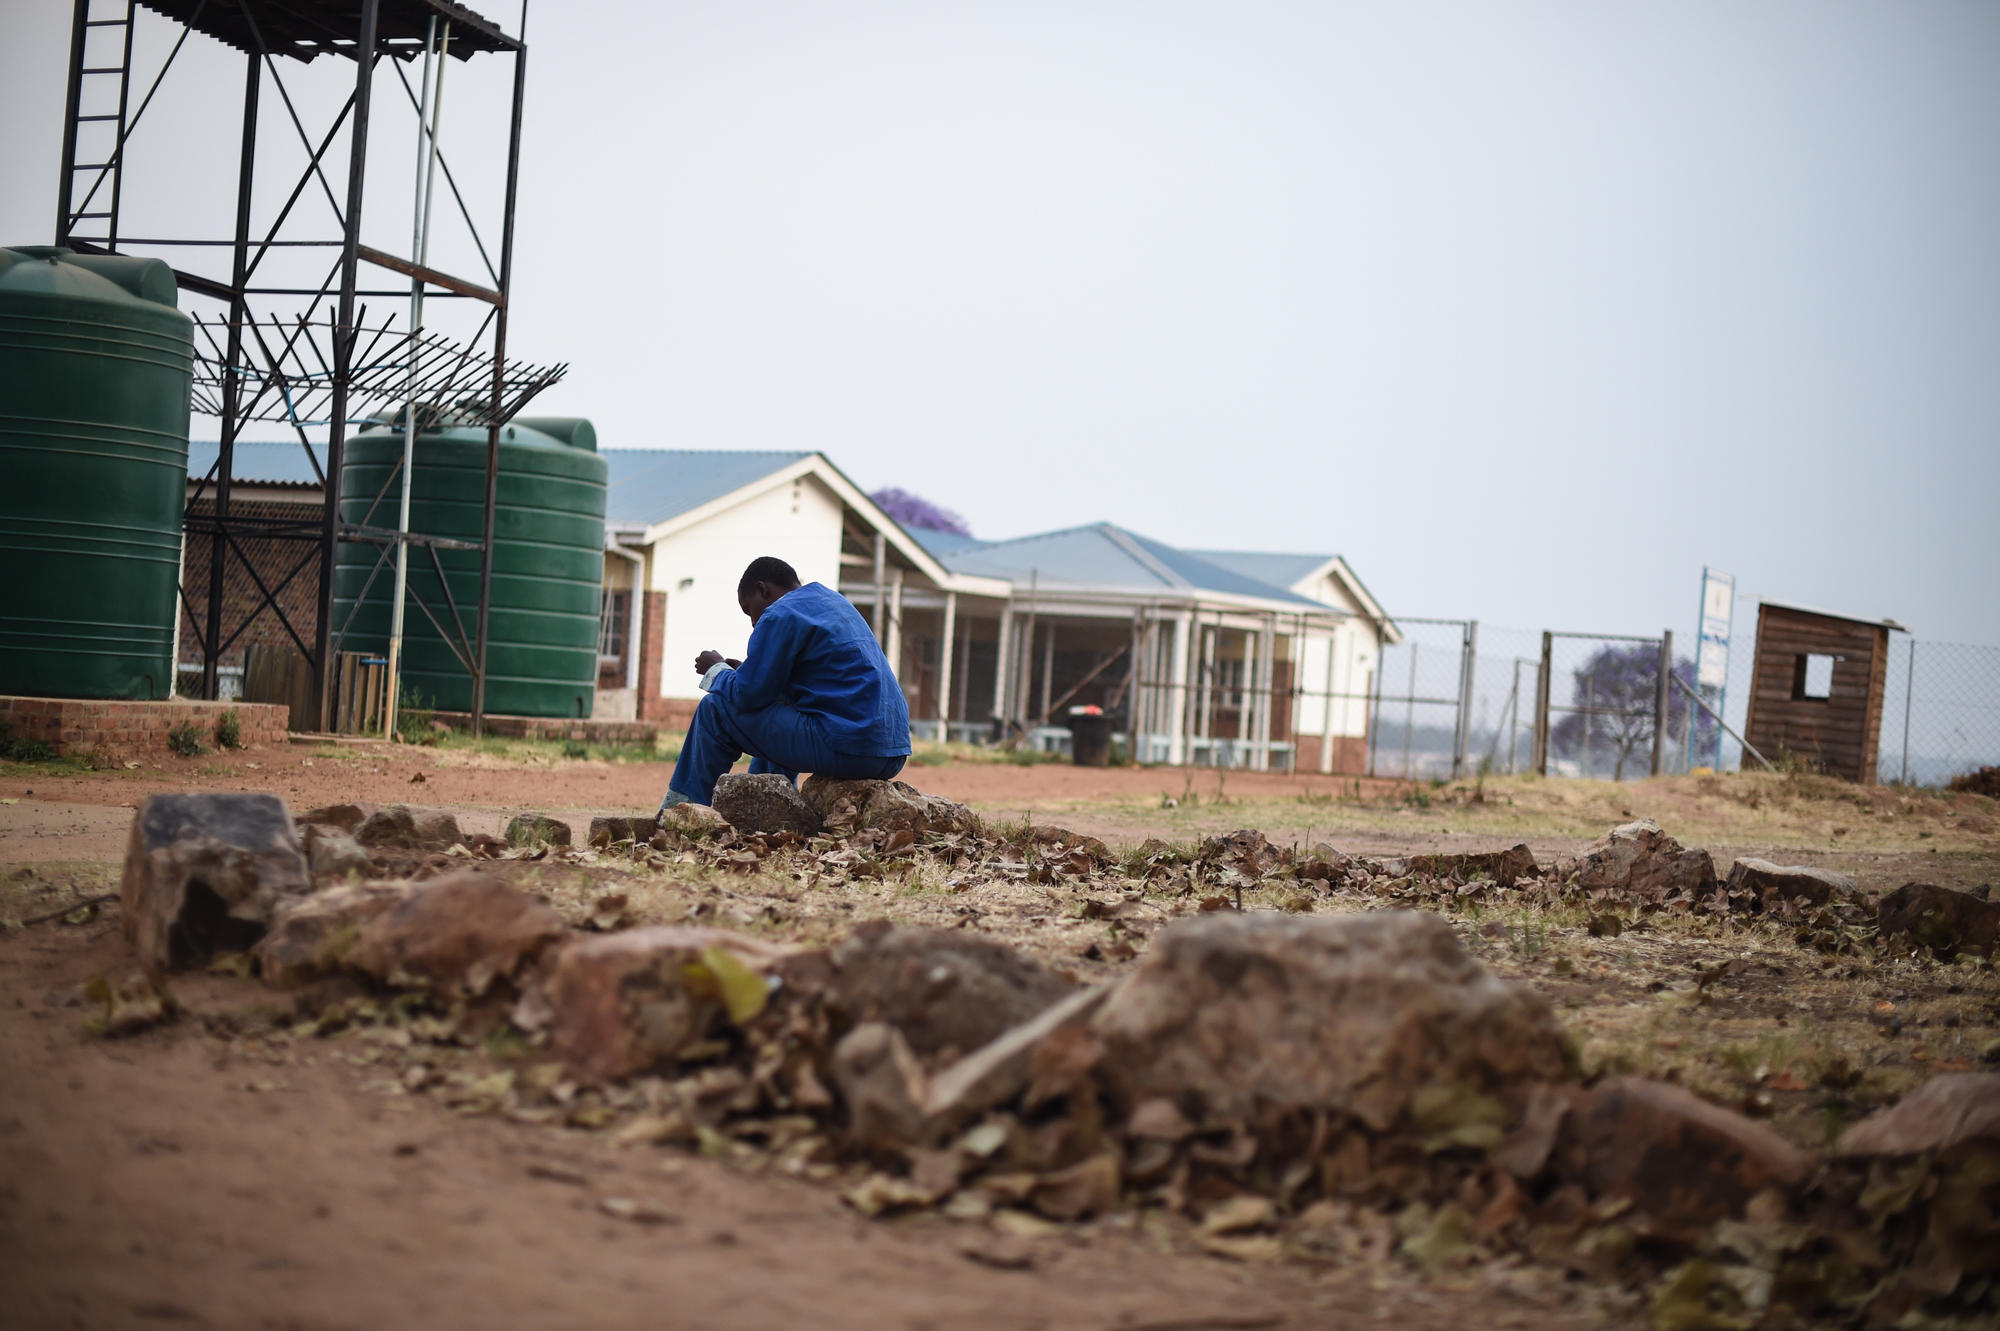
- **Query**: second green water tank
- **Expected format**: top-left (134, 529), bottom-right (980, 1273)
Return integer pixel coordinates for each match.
top-left (331, 417), bottom-right (607, 718)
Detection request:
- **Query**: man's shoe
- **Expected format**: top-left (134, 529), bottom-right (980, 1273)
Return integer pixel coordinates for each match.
top-left (655, 790), bottom-right (692, 819)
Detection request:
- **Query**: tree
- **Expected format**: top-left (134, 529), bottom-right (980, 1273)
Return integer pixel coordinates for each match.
top-left (1550, 644), bottom-right (1712, 780)
top-left (870, 487), bottom-right (971, 537)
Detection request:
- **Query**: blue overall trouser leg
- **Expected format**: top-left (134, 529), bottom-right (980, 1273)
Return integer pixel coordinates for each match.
top-left (666, 692), bottom-right (906, 805)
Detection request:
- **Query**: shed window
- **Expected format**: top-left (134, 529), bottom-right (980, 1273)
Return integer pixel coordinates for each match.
top-left (1793, 653), bottom-right (1835, 701)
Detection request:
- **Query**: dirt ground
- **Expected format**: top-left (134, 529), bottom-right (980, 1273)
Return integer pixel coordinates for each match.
top-left (3, 740), bottom-right (1996, 1330)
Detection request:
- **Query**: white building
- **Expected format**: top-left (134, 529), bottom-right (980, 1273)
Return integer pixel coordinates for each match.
top-left (599, 450), bottom-right (1399, 771)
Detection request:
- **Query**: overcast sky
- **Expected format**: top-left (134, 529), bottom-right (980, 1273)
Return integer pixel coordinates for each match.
top-left (4, 1), bottom-right (1996, 645)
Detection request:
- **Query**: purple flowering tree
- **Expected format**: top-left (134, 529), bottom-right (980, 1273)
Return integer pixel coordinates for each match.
top-left (870, 487), bottom-right (971, 537)
top-left (1550, 644), bottom-right (1712, 780)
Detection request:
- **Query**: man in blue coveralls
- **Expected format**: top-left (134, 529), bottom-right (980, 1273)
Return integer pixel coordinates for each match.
top-left (657, 556), bottom-right (911, 813)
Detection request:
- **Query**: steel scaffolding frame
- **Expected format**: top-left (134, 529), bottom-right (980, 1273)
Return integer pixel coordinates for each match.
top-left (53, 0), bottom-right (558, 733)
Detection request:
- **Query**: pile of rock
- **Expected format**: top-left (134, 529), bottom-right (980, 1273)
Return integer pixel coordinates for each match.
top-left (110, 791), bottom-right (1999, 1324)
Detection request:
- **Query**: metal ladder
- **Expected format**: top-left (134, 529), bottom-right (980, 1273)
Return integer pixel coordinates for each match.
top-left (56, 0), bottom-right (137, 249)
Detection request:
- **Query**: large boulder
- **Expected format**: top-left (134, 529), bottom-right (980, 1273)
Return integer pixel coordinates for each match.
top-left (121, 793), bottom-right (312, 971)
top-left (1560, 1077), bottom-right (1812, 1238)
top-left (522, 926), bottom-right (805, 1083)
top-left (828, 923), bottom-right (1076, 1063)
top-left (1086, 911), bottom-right (1571, 1132)
top-left (801, 777), bottom-right (980, 839)
top-left (711, 773), bottom-right (823, 837)
top-left (1721, 857), bottom-right (1860, 913)
top-left (1877, 882), bottom-right (2000, 959)
top-left (1565, 819), bottom-right (1716, 909)
top-left (1838, 1074), bottom-right (2000, 1158)
top-left (343, 870), bottom-right (567, 998)
top-left (254, 881), bottom-right (412, 987)
top-left (353, 804), bottom-right (464, 851)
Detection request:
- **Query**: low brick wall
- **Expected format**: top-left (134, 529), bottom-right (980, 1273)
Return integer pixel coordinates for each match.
top-left (429, 712), bottom-right (665, 745)
top-left (0, 696), bottom-right (291, 758)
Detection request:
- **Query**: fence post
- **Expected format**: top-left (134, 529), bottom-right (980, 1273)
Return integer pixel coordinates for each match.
top-left (1651, 630), bottom-right (1672, 777)
top-left (1900, 638), bottom-right (1915, 785)
top-left (1533, 631), bottom-right (1552, 775)
top-left (1452, 620), bottom-right (1478, 778)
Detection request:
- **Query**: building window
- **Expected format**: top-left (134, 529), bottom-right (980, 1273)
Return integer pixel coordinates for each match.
top-left (599, 590), bottom-right (630, 661)
top-left (1793, 653), bottom-right (1835, 701)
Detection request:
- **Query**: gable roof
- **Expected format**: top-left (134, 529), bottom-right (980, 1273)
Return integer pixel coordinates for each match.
top-left (1191, 547), bottom-right (1398, 639)
top-left (601, 449), bottom-right (812, 527)
top-left (937, 522), bottom-right (1326, 609)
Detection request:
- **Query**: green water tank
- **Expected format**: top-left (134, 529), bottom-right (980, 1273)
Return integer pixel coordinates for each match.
top-left (331, 416), bottom-right (608, 717)
top-left (0, 245), bottom-right (192, 700)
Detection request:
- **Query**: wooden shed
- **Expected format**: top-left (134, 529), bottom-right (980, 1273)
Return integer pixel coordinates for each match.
top-left (1743, 602), bottom-right (1906, 783)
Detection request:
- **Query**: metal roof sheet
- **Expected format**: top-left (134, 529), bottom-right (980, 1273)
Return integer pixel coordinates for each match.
top-left (139, 0), bottom-right (517, 63)
top-left (600, 449), bottom-right (814, 528)
top-left (938, 523), bottom-right (1324, 608)
top-left (907, 528), bottom-right (987, 558)
top-left (1187, 549), bottom-right (1332, 592)
top-left (185, 440), bottom-right (327, 487)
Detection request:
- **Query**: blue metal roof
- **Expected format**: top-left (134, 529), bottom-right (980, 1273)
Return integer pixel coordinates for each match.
top-left (1187, 549), bottom-right (1331, 593)
top-left (185, 440), bottom-right (328, 487)
top-left (601, 449), bottom-right (812, 527)
top-left (938, 523), bottom-right (1324, 608)
top-left (907, 527), bottom-right (987, 558)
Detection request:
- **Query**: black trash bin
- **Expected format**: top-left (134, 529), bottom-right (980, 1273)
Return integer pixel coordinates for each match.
top-left (1068, 706), bottom-right (1112, 767)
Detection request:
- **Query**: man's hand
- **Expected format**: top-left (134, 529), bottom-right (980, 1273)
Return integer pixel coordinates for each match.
top-left (694, 650), bottom-right (743, 677)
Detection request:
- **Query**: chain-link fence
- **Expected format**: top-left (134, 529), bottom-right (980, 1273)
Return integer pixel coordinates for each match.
top-left (1362, 603), bottom-right (1998, 788)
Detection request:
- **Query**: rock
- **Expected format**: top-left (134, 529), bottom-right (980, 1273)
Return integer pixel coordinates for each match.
top-left (1722, 858), bottom-right (1860, 912)
top-left (1877, 882), bottom-right (2000, 959)
top-left (353, 804), bottom-right (464, 851)
top-left (254, 881), bottom-right (412, 987)
top-left (343, 869), bottom-right (567, 998)
top-left (525, 926), bottom-right (800, 1083)
top-left (921, 985), bottom-right (1115, 1139)
top-left (1560, 1076), bottom-right (1811, 1237)
top-left (1407, 845), bottom-right (1538, 884)
top-left (833, 1022), bottom-right (931, 1151)
top-left (801, 777), bottom-right (980, 839)
top-left (302, 824), bottom-right (372, 881)
top-left (1837, 1073), bottom-right (2000, 1157)
top-left (1566, 820), bottom-right (1716, 909)
top-left (295, 802), bottom-right (374, 833)
top-left (587, 814), bottom-right (656, 848)
top-left (1087, 911), bottom-right (1571, 1132)
top-left (710, 773), bottom-right (823, 837)
top-left (504, 812), bottom-right (572, 848)
top-left (829, 923), bottom-right (1076, 1062)
top-left (120, 793), bottom-right (312, 971)
top-left (659, 803), bottom-right (729, 836)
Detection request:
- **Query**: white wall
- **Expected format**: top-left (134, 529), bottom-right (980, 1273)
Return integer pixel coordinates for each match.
top-left (644, 472), bottom-right (846, 702)
top-left (1292, 571), bottom-right (1379, 741)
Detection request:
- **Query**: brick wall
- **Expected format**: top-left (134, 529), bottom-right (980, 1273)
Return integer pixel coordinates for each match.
top-left (0, 696), bottom-right (291, 758)
top-left (179, 497), bottom-right (323, 669)
top-left (428, 712), bottom-right (664, 745)
top-left (635, 591), bottom-right (670, 723)
top-left (1289, 733), bottom-right (1374, 776)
